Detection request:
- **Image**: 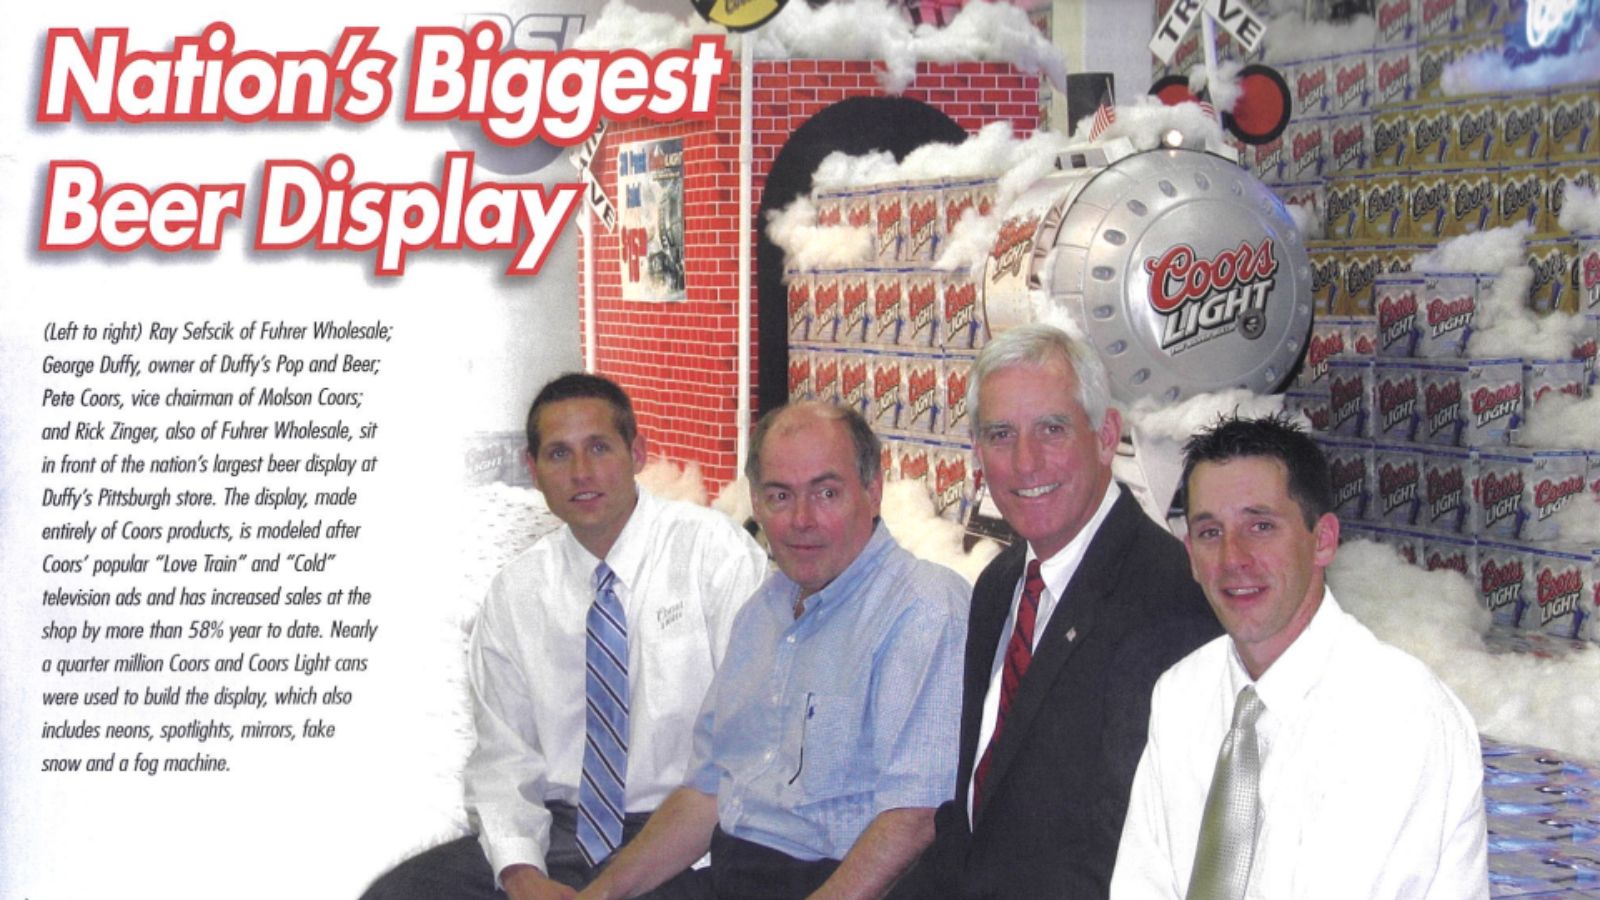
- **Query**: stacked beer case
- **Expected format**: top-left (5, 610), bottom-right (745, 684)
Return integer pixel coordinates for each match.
top-left (1194, 0), bottom-right (1600, 641)
top-left (787, 177), bottom-right (998, 524)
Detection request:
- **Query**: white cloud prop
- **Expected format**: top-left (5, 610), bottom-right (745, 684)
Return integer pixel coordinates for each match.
top-left (1331, 540), bottom-right (1600, 760)
top-left (578, 0), bottom-right (1066, 95)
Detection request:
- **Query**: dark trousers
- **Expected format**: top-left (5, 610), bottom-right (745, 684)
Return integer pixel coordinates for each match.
top-left (360, 803), bottom-right (686, 899)
top-left (649, 828), bottom-right (842, 900)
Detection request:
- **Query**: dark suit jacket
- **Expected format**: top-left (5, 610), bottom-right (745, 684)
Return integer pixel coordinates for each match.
top-left (897, 489), bottom-right (1220, 900)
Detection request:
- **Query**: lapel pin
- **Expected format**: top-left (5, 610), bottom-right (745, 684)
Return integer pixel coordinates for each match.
top-left (1066, 627), bottom-right (1077, 642)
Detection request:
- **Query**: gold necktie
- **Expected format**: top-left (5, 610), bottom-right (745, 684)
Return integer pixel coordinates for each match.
top-left (1187, 685), bottom-right (1266, 900)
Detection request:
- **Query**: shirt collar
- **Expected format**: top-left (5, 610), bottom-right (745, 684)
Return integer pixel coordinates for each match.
top-left (767, 519), bottom-right (894, 620)
top-left (1227, 586), bottom-right (1341, 719)
top-left (561, 485), bottom-right (652, 587)
top-left (1026, 482), bottom-right (1123, 598)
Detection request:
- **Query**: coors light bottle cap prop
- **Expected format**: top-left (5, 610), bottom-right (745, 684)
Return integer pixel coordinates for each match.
top-left (984, 147), bottom-right (1313, 404)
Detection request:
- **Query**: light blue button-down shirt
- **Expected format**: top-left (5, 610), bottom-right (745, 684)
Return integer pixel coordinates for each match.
top-left (684, 522), bottom-right (969, 862)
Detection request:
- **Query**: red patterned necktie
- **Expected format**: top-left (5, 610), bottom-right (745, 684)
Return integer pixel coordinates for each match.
top-left (974, 559), bottom-right (1045, 806)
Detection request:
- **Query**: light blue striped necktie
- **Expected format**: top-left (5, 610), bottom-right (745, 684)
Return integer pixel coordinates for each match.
top-left (577, 561), bottom-right (629, 866)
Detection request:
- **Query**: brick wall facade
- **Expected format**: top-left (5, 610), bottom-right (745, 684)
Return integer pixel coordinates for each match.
top-left (580, 59), bottom-right (1042, 489)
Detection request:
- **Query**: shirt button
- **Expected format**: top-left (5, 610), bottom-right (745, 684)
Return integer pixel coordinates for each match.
top-left (787, 635), bottom-right (796, 644)
top-left (763, 750), bottom-right (774, 762)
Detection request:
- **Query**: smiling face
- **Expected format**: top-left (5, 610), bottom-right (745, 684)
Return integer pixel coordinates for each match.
top-left (527, 396), bottom-right (646, 559)
top-left (973, 354), bottom-right (1121, 562)
top-left (1184, 456), bottom-right (1339, 679)
top-left (752, 408), bottom-right (882, 601)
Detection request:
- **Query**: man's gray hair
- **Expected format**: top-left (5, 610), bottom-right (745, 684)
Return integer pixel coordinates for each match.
top-left (967, 324), bottom-right (1114, 428)
top-left (746, 401), bottom-right (883, 487)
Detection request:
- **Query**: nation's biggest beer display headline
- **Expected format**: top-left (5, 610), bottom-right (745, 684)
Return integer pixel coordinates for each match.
top-left (35, 22), bottom-right (731, 274)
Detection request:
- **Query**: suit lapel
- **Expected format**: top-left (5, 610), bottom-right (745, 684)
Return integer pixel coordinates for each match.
top-left (976, 492), bottom-right (1142, 819)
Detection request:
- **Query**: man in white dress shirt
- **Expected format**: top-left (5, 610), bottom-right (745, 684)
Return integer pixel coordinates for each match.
top-left (1111, 413), bottom-right (1488, 900)
top-left (363, 373), bottom-right (767, 900)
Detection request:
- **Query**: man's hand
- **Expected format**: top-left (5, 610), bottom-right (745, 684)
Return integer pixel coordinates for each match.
top-left (577, 787), bottom-right (718, 900)
top-left (502, 863), bottom-right (578, 900)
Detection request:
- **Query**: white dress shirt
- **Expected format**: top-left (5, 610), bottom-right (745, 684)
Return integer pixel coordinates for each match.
top-left (1111, 590), bottom-right (1489, 900)
top-left (464, 489), bottom-right (767, 879)
top-left (967, 482), bottom-right (1122, 825)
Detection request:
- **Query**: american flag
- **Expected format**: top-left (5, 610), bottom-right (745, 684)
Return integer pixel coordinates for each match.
top-left (1088, 103), bottom-right (1116, 140)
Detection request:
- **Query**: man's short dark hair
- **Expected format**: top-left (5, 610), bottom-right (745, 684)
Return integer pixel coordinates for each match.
top-left (745, 401), bottom-right (882, 487)
top-left (525, 372), bottom-right (637, 455)
top-left (1179, 412), bottom-right (1333, 528)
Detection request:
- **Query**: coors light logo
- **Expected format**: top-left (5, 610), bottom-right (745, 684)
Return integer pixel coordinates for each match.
top-left (1377, 375), bottom-right (1418, 433)
top-left (845, 194), bottom-right (872, 228)
top-left (840, 358), bottom-right (868, 409)
top-left (1378, 459), bottom-right (1420, 516)
top-left (1333, 122), bottom-right (1367, 171)
top-left (1305, 330), bottom-right (1345, 383)
top-left (871, 280), bottom-right (902, 343)
top-left (1329, 455), bottom-right (1366, 511)
top-left (1377, 0), bottom-right (1409, 40)
top-left (946, 367), bottom-right (970, 431)
top-left (1470, 383), bottom-right (1520, 427)
top-left (1423, 378), bottom-right (1461, 439)
top-left (1420, 0), bottom-right (1455, 33)
top-left (1145, 239), bottom-right (1278, 351)
top-left (945, 278), bottom-right (978, 341)
top-left (1425, 465), bottom-right (1464, 523)
top-left (1295, 68), bottom-right (1327, 111)
top-left (1334, 59), bottom-right (1368, 109)
top-left (1377, 56), bottom-right (1410, 104)
top-left (814, 277), bottom-right (840, 320)
top-left (1534, 475), bottom-right (1585, 520)
top-left (1478, 469), bottom-right (1522, 530)
top-left (788, 280), bottom-right (811, 334)
top-left (789, 358), bottom-right (811, 401)
top-left (1378, 291), bottom-right (1418, 350)
top-left (907, 277), bottom-right (937, 342)
top-left (906, 364), bottom-right (938, 426)
top-left (842, 276), bottom-right (869, 335)
top-left (899, 448), bottom-right (929, 482)
top-left (1291, 128), bottom-right (1323, 177)
top-left (1480, 556), bottom-right (1524, 614)
top-left (989, 215), bottom-right (1039, 282)
top-left (906, 195), bottom-right (938, 257)
top-left (1330, 372), bottom-right (1365, 432)
top-left (1536, 566), bottom-right (1584, 627)
top-left (875, 197), bottom-right (902, 257)
top-left (935, 456), bottom-right (967, 518)
top-left (813, 356), bottom-right (840, 399)
top-left (872, 363), bottom-right (900, 423)
top-left (1426, 293), bottom-right (1473, 338)
top-left (1426, 548), bottom-right (1470, 576)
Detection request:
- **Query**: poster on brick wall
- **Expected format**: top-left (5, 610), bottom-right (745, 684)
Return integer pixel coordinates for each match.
top-left (617, 136), bottom-right (688, 302)
top-left (0, 2), bottom-right (727, 897)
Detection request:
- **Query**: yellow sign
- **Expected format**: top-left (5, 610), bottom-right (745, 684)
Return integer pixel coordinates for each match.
top-left (693, 0), bottom-right (788, 32)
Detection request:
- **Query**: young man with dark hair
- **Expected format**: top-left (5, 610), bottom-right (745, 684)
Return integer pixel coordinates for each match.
top-left (364, 373), bottom-right (767, 900)
top-left (1112, 413), bottom-right (1487, 899)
